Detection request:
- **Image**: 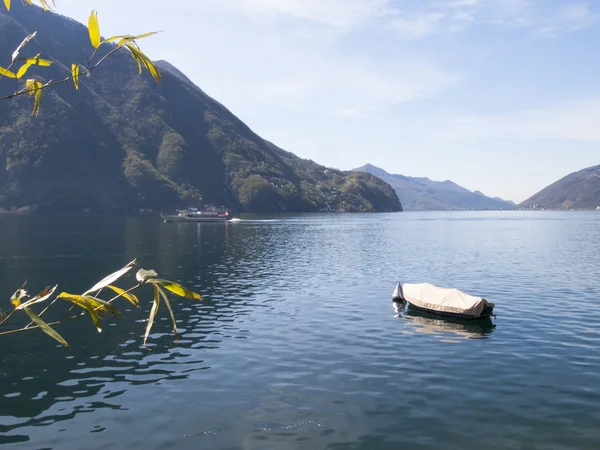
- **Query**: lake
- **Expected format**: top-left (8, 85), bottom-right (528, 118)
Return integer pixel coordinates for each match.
top-left (1, 211), bottom-right (599, 449)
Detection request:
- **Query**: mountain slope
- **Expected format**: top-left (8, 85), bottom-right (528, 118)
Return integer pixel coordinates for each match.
top-left (355, 164), bottom-right (514, 211)
top-left (0, 5), bottom-right (401, 213)
top-left (520, 165), bottom-right (600, 210)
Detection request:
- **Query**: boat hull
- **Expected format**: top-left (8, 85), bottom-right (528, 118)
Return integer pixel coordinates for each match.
top-left (162, 215), bottom-right (227, 223)
top-left (404, 299), bottom-right (493, 320)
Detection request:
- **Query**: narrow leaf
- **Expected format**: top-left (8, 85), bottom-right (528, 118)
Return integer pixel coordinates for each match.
top-left (38, 0), bottom-right (54, 11)
top-left (148, 279), bottom-right (201, 300)
top-left (144, 285), bottom-right (161, 345)
top-left (10, 287), bottom-right (28, 309)
top-left (4, 0), bottom-right (10, 11)
top-left (33, 84), bottom-right (42, 116)
top-left (156, 285), bottom-right (178, 341)
top-left (71, 64), bottom-right (79, 90)
top-left (24, 307), bottom-right (71, 351)
top-left (124, 44), bottom-right (161, 82)
top-left (16, 62), bottom-right (32, 79)
top-left (0, 66), bottom-right (16, 79)
top-left (88, 10), bottom-right (101, 49)
top-left (83, 259), bottom-right (136, 295)
top-left (104, 31), bottom-right (160, 47)
top-left (12, 31), bottom-right (37, 63)
top-left (57, 293), bottom-right (121, 333)
top-left (106, 285), bottom-right (139, 307)
top-left (16, 285), bottom-right (57, 310)
top-left (19, 56), bottom-right (52, 67)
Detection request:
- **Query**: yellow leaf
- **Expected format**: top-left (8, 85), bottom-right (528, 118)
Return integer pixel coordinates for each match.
top-left (3, 0), bottom-right (10, 11)
top-left (58, 292), bottom-right (121, 333)
top-left (10, 287), bottom-right (28, 309)
top-left (148, 279), bottom-right (201, 300)
top-left (88, 10), bottom-right (101, 49)
top-left (72, 64), bottom-right (79, 90)
top-left (125, 43), bottom-right (143, 75)
top-left (38, 0), bottom-right (54, 11)
top-left (16, 62), bottom-right (32, 79)
top-left (156, 285), bottom-right (178, 341)
top-left (33, 85), bottom-right (42, 116)
top-left (125, 43), bottom-right (161, 82)
top-left (24, 307), bottom-right (71, 351)
top-left (0, 67), bottom-right (16, 79)
top-left (104, 31), bottom-right (160, 47)
top-left (25, 78), bottom-right (36, 96)
top-left (19, 56), bottom-right (52, 67)
top-left (144, 285), bottom-right (161, 345)
top-left (105, 285), bottom-right (139, 307)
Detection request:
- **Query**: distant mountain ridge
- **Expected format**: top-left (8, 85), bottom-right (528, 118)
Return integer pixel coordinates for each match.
top-left (0, 4), bottom-right (401, 213)
top-left (354, 164), bottom-right (515, 211)
top-left (520, 164), bottom-right (600, 210)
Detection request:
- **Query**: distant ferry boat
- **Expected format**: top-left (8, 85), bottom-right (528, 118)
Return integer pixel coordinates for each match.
top-left (161, 207), bottom-right (230, 223)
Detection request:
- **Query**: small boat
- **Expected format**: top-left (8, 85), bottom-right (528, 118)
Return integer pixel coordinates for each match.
top-left (162, 207), bottom-right (230, 223)
top-left (392, 282), bottom-right (494, 319)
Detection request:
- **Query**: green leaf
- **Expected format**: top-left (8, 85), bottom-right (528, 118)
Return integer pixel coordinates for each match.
top-left (84, 259), bottom-right (136, 295)
top-left (156, 285), bottom-right (178, 341)
top-left (105, 285), bottom-right (139, 307)
top-left (148, 279), bottom-right (201, 300)
top-left (24, 307), bottom-right (70, 351)
top-left (144, 284), bottom-right (161, 345)
top-left (88, 10), bottom-right (101, 49)
top-left (72, 64), bottom-right (80, 90)
top-left (12, 31), bottom-right (37, 63)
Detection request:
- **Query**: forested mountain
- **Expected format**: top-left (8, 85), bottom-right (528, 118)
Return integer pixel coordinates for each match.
top-left (355, 164), bottom-right (514, 211)
top-left (520, 165), bottom-right (600, 210)
top-left (0, 4), bottom-right (401, 213)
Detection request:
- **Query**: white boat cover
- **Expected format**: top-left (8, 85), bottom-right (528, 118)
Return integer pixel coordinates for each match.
top-left (402, 283), bottom-right (489, 318)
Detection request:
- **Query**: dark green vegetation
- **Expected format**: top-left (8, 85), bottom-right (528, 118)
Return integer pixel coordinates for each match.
top-left (520, 164), bottom-right (600, 210)
top-left (0, 4), bottom-right (401, 213)
top-left (355, 164), bottom-right (515, 211)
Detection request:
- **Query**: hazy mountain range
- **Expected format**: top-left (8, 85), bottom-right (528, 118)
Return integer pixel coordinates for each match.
top-left (520, 164), bottom-right (600, 210)
top-left (354, 164), bottom-right (515, 211)
top-left (0, 4), bottom-right (401, 213)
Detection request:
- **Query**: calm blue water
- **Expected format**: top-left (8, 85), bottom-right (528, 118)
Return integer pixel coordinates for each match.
top-left (1, 211), bottom-right (599, 449)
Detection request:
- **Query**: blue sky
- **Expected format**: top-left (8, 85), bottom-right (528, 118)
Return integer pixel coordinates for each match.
top-left (51, 0), bottom-right (600, 202)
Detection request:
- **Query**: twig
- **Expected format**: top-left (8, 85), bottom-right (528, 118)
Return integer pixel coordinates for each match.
top-left (0, 45), bottom-right (122, 101)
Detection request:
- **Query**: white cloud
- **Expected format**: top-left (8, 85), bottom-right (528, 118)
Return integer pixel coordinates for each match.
top-left (207, 0), bottom-right (393, 30)
top-left (208, 0), bottom-right (598, 38)
top-left (435, 98), bottom-right (600, 140)
top-left (200, 53), bottom-right (457, 117)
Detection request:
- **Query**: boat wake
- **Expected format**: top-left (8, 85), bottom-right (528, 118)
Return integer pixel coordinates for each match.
top-left (228, 218), bottom-right (279, 223)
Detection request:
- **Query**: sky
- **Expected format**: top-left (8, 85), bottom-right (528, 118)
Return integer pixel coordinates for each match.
top-left (49, 0), bottom-right (600, 202)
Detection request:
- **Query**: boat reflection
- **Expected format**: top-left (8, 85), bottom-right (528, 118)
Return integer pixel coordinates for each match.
top-left (393, 301), bottom-right (496, 340)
